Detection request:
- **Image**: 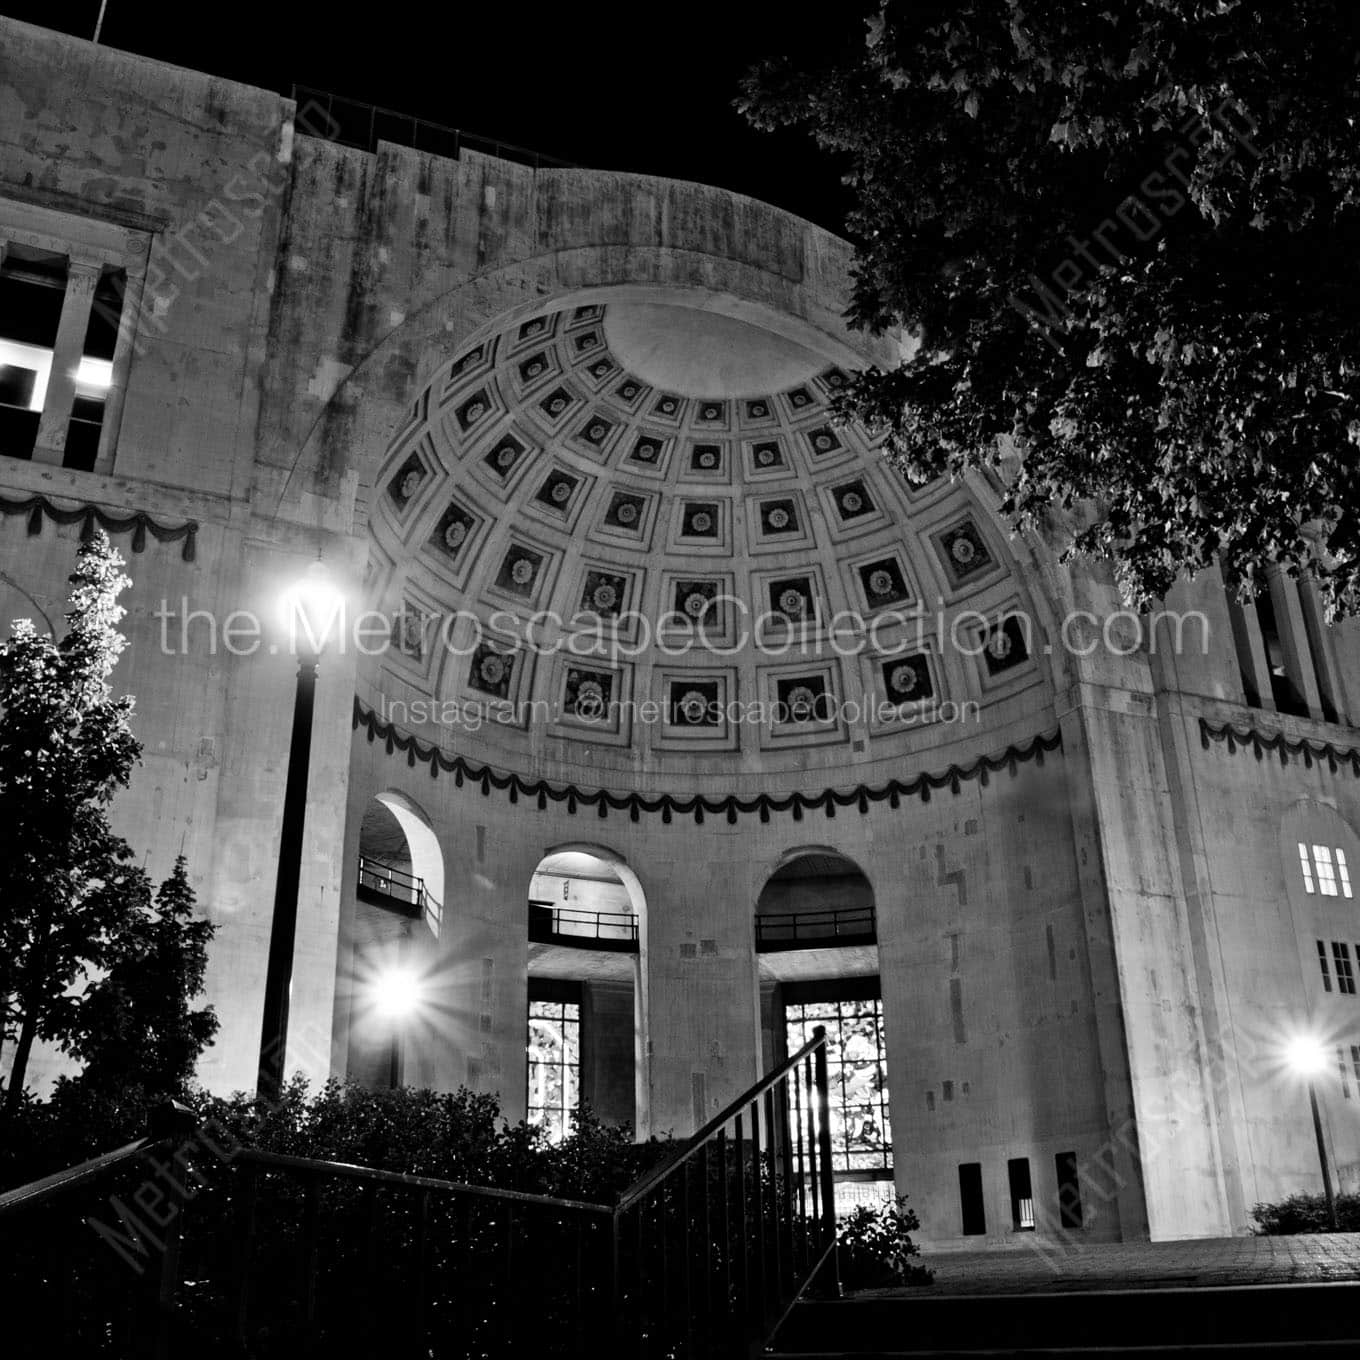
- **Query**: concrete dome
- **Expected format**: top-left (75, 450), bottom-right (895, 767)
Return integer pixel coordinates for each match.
top-left (363, 298), bottom-right (1049, 792)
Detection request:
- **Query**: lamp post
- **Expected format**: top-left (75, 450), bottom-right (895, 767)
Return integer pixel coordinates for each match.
top-left (371, 964), bottom-right (423, 1089)
top-left (1286, 1034), bottom-right (1340, 1231)
top-left (256, 563), bottom-right (344, 1102)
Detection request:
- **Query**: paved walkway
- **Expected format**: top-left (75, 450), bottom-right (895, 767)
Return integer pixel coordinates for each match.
top-left (893, 1234), bottom-right (1360, 1295)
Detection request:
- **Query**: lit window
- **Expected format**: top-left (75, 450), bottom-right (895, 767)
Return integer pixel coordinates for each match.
top-left (1300, 843), bottom-right (1315, 894)
top-left (527, 993), bottom-right (580, 1144)
top-left (1, 206), bottom-right (145, 472)
top-left (1318, 940), bottom-right (1333, 993)
top-left (1333, 942), bottom-right (1356, 995)
top-left (1316, 846), bottom-right (1339, 897)
top-left (1340, 850), bottom-right (1353, 900)
top-left (785, 991), bottom-right (891, 1176)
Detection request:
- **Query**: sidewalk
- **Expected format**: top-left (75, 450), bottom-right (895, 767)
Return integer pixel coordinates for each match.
top-left (896, 1234), bottom-right (1360, 1295)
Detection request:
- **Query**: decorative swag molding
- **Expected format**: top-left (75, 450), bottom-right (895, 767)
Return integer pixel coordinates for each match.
top-left (354, 696), bottom-right (1064, 824)
top-left (0, 492), bottom-right (199, 561)
top-left (1199, 717), bottom-right (1360, 776)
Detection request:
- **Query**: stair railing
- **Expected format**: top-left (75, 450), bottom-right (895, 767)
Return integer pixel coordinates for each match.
top-left (609, 1024), bottom-right (839, 1359)
top-left (0, 1029), bottom-right (839, 1358)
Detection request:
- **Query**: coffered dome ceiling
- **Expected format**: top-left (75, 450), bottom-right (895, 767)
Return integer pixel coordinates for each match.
top-left (363, 300), bottom-right (1049, 790)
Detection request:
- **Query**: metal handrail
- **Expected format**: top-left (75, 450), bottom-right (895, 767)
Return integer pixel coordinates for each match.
top-left (616, 1027), bottom-right (830, 1214)
top-left (290, 83), bottom-right (575, 170)
top-left (356, 856), bottom-right (442, 922)
top-left (755, 905), bottom-right (876, 947)
top-left (0, 1135), bottom-right (157, 1214)
top-left (528, 899), bottom-right (638, 943)
top-left (608, 1026), bottom-right (838, 1357)
top-left (236, 1146), bottom-right (610, 1216)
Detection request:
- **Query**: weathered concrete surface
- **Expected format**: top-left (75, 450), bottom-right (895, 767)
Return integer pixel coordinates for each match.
top-left (0, 17), bottom-right (1358, 1257)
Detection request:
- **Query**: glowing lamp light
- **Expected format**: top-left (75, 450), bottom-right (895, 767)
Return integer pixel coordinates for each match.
top-left (371, 967), bottom-right (423, 1020)
top-left (75, 356), bottom-right (113, 391)
top-left (1285, 1034), bottom-right (1328, 1077)
top-left (278, 561), bottom-right (345, 656)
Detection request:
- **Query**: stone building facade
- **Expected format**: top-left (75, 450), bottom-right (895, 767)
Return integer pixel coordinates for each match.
top-left (3, 18), bottom-right (1360, 1247)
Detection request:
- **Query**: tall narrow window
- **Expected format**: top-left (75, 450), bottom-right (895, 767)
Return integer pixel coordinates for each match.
top-left (64, 266), bottom-right (125, 472)
top-left (1318, 940), bottom-right (1333, 993)
top-left (784, 980), bottom-right (891, 1178)
top-left (527, 981), bottom-right (581, 1144)
top-left (1333, 941), bottom-right (1356, 995)
top-left (959, 1162), bottom-right (986, 1236)
top-left (1340, 1048), bottom-right (1351, 1099)
top-left (1008, 1157), bottom-right (1035, 1231)
top-left (1055, 1151), bottom-right (1082, 1229)
top-left (1340, 850), bottom-right (1352, 899)
top-left (1256, 589), bottom-right (1308, 717)
top-left (1316, 846), bottom-right (1339, 897)
top-left (1300, 842), bottom-right (1316, 894)
top-left (0, 244), bottom-right (67, 461)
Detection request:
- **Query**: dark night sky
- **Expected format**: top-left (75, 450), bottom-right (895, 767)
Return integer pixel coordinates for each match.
top-left (4, 1), bottom-right (868, 233)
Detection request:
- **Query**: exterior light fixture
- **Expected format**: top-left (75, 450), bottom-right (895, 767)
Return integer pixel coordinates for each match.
top-left (1285, 1032), bottom-right (1339, 1230)
top-left (257, 560), bottom-right (345, 1102)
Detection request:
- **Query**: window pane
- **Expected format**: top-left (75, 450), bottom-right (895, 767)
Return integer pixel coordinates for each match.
top-left (1338, 849), bottom-right (1352, 899)
top-left (526, 994), bottom-right (580, 1144)
top-left (1300, 842), bottom-right (1315, 893)
top-left (1315, 845), bottom-right (1338, 896)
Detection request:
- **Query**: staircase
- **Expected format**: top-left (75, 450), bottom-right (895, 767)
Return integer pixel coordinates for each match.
top-left (770, 1280), bottom-right (1360, 1358)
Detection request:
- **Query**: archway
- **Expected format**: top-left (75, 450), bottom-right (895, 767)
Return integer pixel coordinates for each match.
top-left (525, 845), bottom-right (649, 1142)
top-left (346, 791), bottom-right (445, 1088)
top-left (756, 849), bottom-right (891, 1215)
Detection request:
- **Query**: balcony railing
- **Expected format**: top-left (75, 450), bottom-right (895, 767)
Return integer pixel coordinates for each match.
top-left (755, 907), bottom-right (877, 952)
top-left (356, 856), bottom-right (431, 920)
top-left (528, 900), bottom-right (639, 952)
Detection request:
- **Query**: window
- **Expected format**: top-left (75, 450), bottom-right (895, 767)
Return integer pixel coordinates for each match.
top-left (1302, 843), bottom-right (1353, 899)
top-left (527, 982), bottom-right (580, 1143)
top-left (1350, 1046), bottom-right (1360, 1091)
top-left (1008, 1158), bottom-right (1035, 1231)
top-left (0, 244), bottom-right (64, 460)
top-left (1333, 942), bottom-right (1356, 995)
top-left (1340, 1048), bottom-right (1351, 1099)
top-left (784, 982), bottom-right (891, 1176)
top-left (0, 204), bottom-right (147, 472)
top-left (1055, 1151), bottom-right (1082, 1229)
top-left (1319, 940), bottom-right (1333, 993)
top-left (958, 1163), bottom-right (986, 1236)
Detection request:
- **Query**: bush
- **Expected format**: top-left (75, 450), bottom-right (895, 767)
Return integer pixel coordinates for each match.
top-left (836, 1195), bottom-right (933, 1290)
top-left (0, 1075), bottom-right (672, 1204)
top-left (1251, 1192), bottom-right (1360, 1234)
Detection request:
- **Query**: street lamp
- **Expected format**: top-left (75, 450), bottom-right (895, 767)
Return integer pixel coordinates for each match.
top-left (371, 965), bottom-right (423, 1089)
top-left (1285, 1033), bottom-right (1340, 1231)
top-left (256, 561), bottom-right (345, 1102)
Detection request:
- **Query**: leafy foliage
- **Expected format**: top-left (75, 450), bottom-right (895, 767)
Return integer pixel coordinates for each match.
top-left (741, 1), bottom-right (1360, 613)
top-left (1251, 1191), bottom-right (1360, 1234)
top-left (0, 532), bottom-right (148, 1110)
top-left (59, 856), bottom-right (218, 1106)
top-left (836, 1194), bottom-right (933, 1289)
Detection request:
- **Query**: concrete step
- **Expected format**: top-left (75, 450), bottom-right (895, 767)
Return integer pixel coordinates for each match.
top-left (770, 1282), bottom-right (1360, 1354)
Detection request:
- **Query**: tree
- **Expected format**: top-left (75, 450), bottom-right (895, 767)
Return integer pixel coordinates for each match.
top-left (740, 1), bottom-right (1360, 614)
top-left (0, 531), bottom-right (146, 1113)
top-left (60, 856), bottom-right (218, 1106)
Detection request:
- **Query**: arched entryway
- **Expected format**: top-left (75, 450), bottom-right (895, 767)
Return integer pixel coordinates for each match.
top-left (525, 845), bottom-right (649, 1142)
top-left (756, 848), bottom-right (891, 1215)
top-left (346, 791), bottom-right (445, 1088)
